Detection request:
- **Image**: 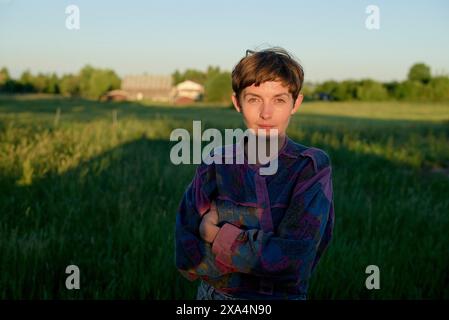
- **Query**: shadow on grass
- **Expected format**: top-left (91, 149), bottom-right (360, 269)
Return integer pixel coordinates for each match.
top-left (0, 136), bottom-right (197, 299)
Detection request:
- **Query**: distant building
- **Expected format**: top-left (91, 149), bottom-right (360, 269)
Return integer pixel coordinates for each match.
top-left (121, 75), bottom-right (174, 102)
top-left (100, 89), bottom-right (128, 102)
top-left (174, 80), bottom-right (204, 105)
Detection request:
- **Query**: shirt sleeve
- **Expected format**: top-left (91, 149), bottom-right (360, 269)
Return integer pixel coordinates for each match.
top-left (211, 159), bottom-right (335, 280)
top-left (175, 162), bottom-right (229, 281)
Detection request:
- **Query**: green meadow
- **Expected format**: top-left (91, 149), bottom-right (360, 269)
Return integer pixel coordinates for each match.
top-left (0, 94), bottom-right (448, 299)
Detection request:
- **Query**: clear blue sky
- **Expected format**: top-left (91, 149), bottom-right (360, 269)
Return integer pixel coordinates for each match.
top-left (1, 0), bottom-right (448, 82)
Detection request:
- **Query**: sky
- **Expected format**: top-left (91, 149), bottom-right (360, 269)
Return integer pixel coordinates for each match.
top-left (1, 0), bottom-right (448, 82)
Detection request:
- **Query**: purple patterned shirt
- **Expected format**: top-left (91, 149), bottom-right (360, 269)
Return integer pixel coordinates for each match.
top-left (175, 136), bottom-right (335, 299)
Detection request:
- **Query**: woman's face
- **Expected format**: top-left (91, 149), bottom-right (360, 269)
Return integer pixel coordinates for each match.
top-left (232, 80), bottom-right (303, 137)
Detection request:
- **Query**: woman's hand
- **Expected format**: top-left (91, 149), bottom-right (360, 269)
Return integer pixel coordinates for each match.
top-left (199, 201), bottom-right (220, 244)
top-left (203, 201), bottom-right (218, 225)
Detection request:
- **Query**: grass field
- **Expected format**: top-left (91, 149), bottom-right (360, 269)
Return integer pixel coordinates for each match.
top-left (0, 94), bottom-right (448, 299)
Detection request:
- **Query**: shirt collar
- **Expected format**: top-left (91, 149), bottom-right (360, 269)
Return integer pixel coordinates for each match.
top-left (222, 134), bottom-right (298, 160)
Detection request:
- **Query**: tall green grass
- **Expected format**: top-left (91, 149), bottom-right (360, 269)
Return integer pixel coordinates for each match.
top-left (0, 95), bottom-right (448, 299)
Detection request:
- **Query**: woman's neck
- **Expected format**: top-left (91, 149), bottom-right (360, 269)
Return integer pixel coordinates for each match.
top-left (243, 134), bottom-right (286, 166)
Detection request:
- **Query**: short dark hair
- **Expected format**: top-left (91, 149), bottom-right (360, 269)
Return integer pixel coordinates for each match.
top-left (232, 47), bottom-right (305, 102)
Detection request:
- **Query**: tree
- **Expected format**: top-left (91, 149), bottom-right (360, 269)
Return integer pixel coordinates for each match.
top-left (59, 74), bottom-right (80, 96)
top-left (314, 80), bottom-right (339, 100)
top-left (356, 79), bottom-right (388, 101)
top-left (0, 67), bottom-right (10, 86)
top-left (408, 63), bottom-right (431, 84)
top-left (172, 69), bottom-right (182, 85)
top-left (78, 65), bottom-right (121, 99)
top-left (45, 73), bottom-right (60, 94)
top-left (204, 72), bottom-right (232, 102)
top-left (428, 76), bottom-right (449, 101)
top-left (87, 69), bottom-right (120, 99)
top-left (395, 80), bottom-right (433, 101)
top-left (206, 66), bottom-right (221, 82)
top-left (19, 70), bottom-right (35, 92)
top-left (171, 67), bottom-right (217, 86)
top-left (333, 80), bottom-right (358, 101)
top-left (301, 82), bottom-right (315, 101)
top-left (384, 81), bottom-right (400, 99)
top-left (79, 65), bottom-right (95, 97)
top-left (31, 73), bottom-right (48, 93)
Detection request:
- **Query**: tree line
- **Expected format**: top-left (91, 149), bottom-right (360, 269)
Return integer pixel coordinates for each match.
top-left (1, 63), bottom-right (448, 102)
top-left (0, 65), bottom-right (121, 100)
top-left (308, 63), bottom-right (449, 102)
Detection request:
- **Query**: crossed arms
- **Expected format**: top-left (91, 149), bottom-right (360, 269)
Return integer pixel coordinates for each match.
top-left (175, 161), bottom-right (334, 281)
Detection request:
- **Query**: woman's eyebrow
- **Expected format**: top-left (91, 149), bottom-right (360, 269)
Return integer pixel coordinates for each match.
top-left (244, 93), bottom-right (289, 98)
top-left (243, 93), bottom-right (261, 98)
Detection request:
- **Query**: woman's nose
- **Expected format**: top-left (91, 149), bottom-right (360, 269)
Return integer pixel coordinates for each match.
top-left (260, 103), bottom-right (273, 119)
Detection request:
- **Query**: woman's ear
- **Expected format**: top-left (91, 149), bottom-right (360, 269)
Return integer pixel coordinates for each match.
top-left (291, 94), bottom-right (304, 115)
top-left (231, 93), bottom-right (241, 113)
